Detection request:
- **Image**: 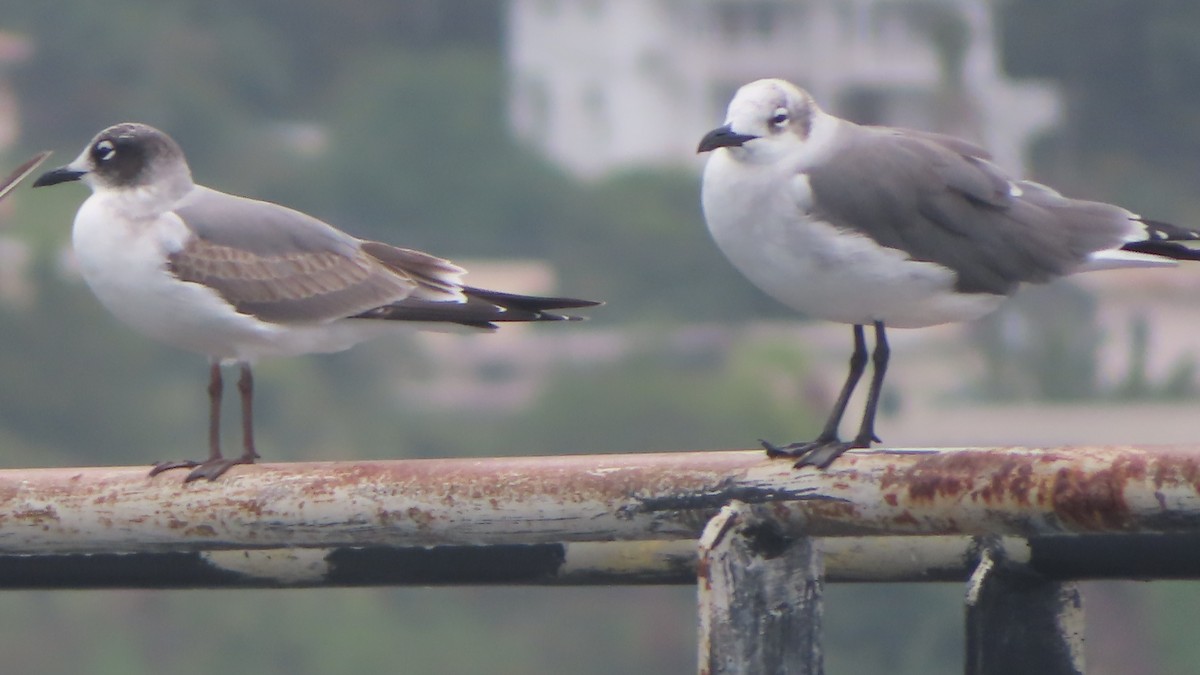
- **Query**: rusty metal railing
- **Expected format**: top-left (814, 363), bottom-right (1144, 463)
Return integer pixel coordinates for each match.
top-left (2, 445), bottom-right (1199, 674)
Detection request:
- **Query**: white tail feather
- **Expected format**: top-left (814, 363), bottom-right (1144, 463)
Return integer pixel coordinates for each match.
top-left (1080, 249), bottom-right (1179, 273)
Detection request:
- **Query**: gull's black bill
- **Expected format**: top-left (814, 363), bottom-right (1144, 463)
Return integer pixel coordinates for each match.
top-left (33, 166), bottom-right (86, 188)
top-left (697, 124), bottom-right (759, 153)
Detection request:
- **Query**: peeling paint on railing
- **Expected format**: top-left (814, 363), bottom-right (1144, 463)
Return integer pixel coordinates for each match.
top-left (0, 446), bottom-right (1198, 555)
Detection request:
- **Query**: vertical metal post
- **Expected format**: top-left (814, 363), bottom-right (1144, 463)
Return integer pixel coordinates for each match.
top-left (965, 537), bottom-right (1085, 675)
top-left (698, 501), bottom-right (824, 675)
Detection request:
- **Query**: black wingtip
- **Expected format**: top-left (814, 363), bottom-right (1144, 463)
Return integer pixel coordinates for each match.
top-left (1138, 218), bottom-right (1200, 242)
top-left (1123, 218), bottom-right (1200, 261)
top-left (351, 288), bottom-right (601, 328)
top-left (462, 286), bottom-right (603, 312)
top-left (1121, 240), bottom-right (1200, 262)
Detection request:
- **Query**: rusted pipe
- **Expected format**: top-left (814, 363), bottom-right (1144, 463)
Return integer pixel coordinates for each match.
top-left (5, 533), bottom-right (1200, 589)
top-left (0, 541), bottom-right (697, 589)
top-left (1, 446), bottom-right (1199, 554)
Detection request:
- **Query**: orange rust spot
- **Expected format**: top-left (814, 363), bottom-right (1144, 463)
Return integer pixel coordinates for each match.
top-left (1048, 452), bottom-right (1187, 530)
top-left (883, 493), bottom-right (898, 507)
top-left (405, 506), bottom-right (435, 531)
top-left (696, 556), bottom-right (711, 587)
top-left (184, 525), bottom-right (217, 537)
top-left (1048, 457), bottom-right (1139, 529)
top-left (1151, 453), bottom-right (1200, 493)
top-left (240, 499), bottom-right (265, 517)
top-left (892, 511), bottom-right (919, 527)
top-left (886, 452), bottom-right (1037, 507)
top-left (377, 508), bottom-right (396, 526)
top-left (803, 499), bottom-right (859, 526)
top-left (12, 506), bottom-right (59, 522)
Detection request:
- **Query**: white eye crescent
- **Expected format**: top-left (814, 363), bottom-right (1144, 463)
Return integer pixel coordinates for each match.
top-left (94, 140), bottom-right (116, 162)
top-left (770, 107), bottom-right (789, 127)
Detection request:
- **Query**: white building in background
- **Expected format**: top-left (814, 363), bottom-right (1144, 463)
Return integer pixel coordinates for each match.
top-left (507, 0), bottom-right (1060, 179)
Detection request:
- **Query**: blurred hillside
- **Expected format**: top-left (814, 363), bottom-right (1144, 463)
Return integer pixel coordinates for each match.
top-left (0, 1), bottom-right (1199, 674)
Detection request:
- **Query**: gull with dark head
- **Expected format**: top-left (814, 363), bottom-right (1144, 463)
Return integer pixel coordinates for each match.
top-left (698, 78), bottom-right (1200, 469)
top-left (35, 122), bottom-right (600, 481)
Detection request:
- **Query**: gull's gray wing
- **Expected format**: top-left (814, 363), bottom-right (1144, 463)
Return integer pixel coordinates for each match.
top-left (166, 186), bottom-right (461, 324)
top-left (805, 125), bottom-right (1135, 295)
top-left (166, 186), bottom-right (600, 329)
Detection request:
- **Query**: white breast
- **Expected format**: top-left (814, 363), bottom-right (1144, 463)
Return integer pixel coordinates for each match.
top-left (701, 153), bottom-right (1004, 328)
top-left (71, 195), bottom-right (402, 361)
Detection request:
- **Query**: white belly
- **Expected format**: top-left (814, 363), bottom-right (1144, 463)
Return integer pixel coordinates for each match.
top-left (71, 197), bottom-right (402, 362)
top-left (701, 156), bottom-right (1004, 328)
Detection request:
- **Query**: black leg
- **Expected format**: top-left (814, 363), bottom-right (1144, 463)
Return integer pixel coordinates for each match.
top-left (184, 362), bottom-right (259, 482)
top-left (850, 321), bottom-right (889, 447)
top-left (814, 324), bottom-right (868, 442)
top-left (763, 322), bottom-right (888, 469)
top-left (149, 362), bottom-right (223, 477)
top-left (208, 362), bottom-right (224, 460)
top-left (237, 363), bottom-right (259, 462)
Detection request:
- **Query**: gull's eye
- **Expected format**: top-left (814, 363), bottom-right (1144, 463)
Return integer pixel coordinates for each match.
top-left (92, 140), bottom-right (116, 162)
top-left (770, 107), bottom-right (789, 127)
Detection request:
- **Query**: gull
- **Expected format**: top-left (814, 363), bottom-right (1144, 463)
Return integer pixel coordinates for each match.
top-left (34, 122), bottom-right (600, 481)
top-left (698, 78), bottom-right (1200, 469)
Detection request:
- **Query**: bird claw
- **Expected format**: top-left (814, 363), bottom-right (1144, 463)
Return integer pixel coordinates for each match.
top-left (760, 438), bottom-right (797, 458)
top-left (183, 457), bottom-right (254, 482)
top-left (147, 456), bottom-right (253, 482)
top-left (148, 459), bottom-right (201, 477)
top-left (760, 437), bottom-right (867, 469)
top-left (791, 441), bottom-right (854, 469)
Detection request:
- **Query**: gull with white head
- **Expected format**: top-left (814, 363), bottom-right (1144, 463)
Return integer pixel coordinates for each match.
top-left (698, 78), bottom-right (1200, 468)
